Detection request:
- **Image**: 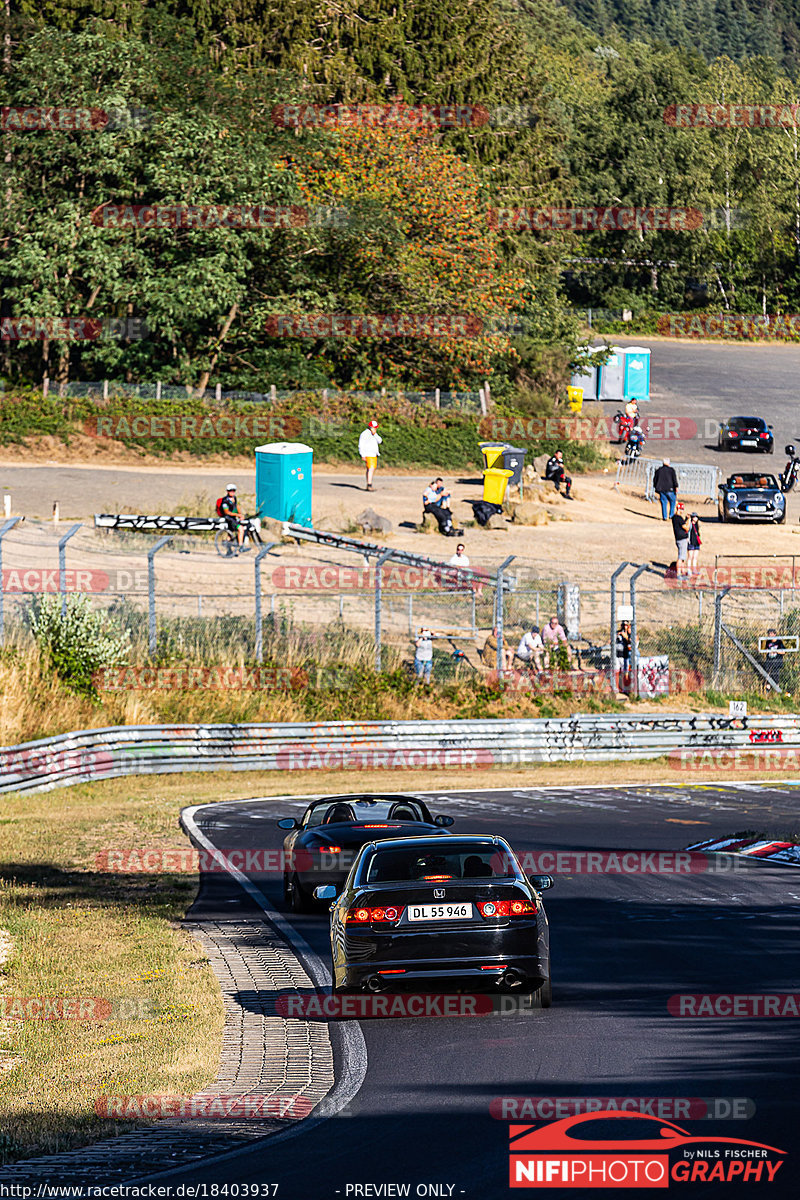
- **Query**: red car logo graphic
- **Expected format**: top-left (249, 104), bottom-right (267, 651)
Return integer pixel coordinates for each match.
top-left (510, 1111), bottom-right (784, 1153)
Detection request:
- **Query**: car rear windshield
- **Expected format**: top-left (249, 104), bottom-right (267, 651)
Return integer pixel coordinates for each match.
top-left (305, 798), bottom-right (426, 827)
top-left (362, 843), bottom-right (521, 884)
top-left (729, 417), bottom-right (766, 429)
top-left (729, 474), bottom-right (777, 488)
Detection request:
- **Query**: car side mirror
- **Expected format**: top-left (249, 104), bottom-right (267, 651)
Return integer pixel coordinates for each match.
top-left (434, 814), bottom-right (455, 826)
top-left (769, 425), bottom-right (774, 429)
top-left (529, 874), bottom-right (554, 891)
top-left (314, 885), bottom-right (337, 900)
top-left (277, 817), bottom-right (299, 829)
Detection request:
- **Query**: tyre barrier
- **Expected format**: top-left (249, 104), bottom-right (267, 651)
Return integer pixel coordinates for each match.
top-left (2, 713), bottom-right (800, 795)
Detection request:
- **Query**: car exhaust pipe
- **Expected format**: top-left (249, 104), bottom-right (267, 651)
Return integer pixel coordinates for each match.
top-left (501, 968), bottom-right (523, 989)
top-left (365, 975), bottom-right (384, 992)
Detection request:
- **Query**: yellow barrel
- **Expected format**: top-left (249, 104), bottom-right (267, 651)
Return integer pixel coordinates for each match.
top-left (567, 385), bottom-right (584, 413)
top-left (482, 467), bottom-right (514, 504)
top-left (478, 441), bottom-right (507, 468)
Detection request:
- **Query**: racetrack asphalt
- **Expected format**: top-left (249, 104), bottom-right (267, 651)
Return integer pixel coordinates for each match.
top-left (133, 781), bottom-right (800, 1199)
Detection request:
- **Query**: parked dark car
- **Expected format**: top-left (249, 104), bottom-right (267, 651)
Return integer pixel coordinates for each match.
top-left (718, 472), bottom-right (786, 523)
top-left (717, 416), bottom-right (774, 453)
top-left (277, 794), bottom-right (454, 911)
top-left (318, 834), bottom-right (552, 1005)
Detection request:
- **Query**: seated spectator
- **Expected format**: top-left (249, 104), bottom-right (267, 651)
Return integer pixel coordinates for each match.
top-left (422, 477), bottom-right (463, 537)
top-left (516, 626), bottom-right (544, 670)
top-left (544, 450), bottom-right (573, 499)
top-left (542, 614), bottom-right (573, 665)
top-left (481, 625), bottom-right (513, 670)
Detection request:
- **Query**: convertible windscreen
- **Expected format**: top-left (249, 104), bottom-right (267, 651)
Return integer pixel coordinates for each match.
top-left (363, 844), bottom-right (520, 883)
top-left (728, 474), bottom-right (778, 488)
top-left (305, 798), bottom-right (427, 827)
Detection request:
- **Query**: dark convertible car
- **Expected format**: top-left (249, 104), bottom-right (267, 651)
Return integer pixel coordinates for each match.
top-left (718, 472), bottom-right (786, 523)
top-left (717, 415), bottom-right (774, 453)
top-left (318, 834), bottom-right (552, 1005)
top-left (278, 794), bottom-right (454, 911)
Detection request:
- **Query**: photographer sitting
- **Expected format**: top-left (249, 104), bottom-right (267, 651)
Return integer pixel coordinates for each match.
top-left (545, 450), bottom-right (573, 499)
top-left (423, 478), bottom-right (463, 537)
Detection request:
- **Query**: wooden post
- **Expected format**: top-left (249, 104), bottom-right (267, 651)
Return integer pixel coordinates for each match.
top-left (434, 388), bottom-right (440, 410)
top-left (156, 381), bottom-right (162, 400)
top-left (270, 384), bottom-right (277, 402)
top-left (103, 379), bottom-right (108, 401)
top-left (479, 387), bottom-right (487, 416)
top-left (42, 376), bottom-right (49, 398)
top-left (215, 383), bottom-right (222, 402)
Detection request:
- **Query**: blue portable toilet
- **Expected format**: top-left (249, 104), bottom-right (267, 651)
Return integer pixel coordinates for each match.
top-left (570, 364), bottom-right (598, 401)
top-left (623, 346), bottom-right (651, 402)
top-left (255, 442), bottom-right (313, 527)
top-left (597, 346), bottom-right (625, 400)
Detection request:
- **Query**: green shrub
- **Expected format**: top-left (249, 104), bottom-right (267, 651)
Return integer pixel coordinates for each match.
top-left (27, 595), bottom-right (130, 695)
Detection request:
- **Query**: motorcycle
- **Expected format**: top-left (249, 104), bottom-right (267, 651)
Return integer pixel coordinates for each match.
top-left (780, 443), bottom-right (800, 492)
top-left (614, 411), bottom-right (635, 443)
top-left (624, 424), bottom-right (646, 459)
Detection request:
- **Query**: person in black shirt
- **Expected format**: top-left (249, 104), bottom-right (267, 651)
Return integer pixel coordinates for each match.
top-left (545, 450), bottom-right (573, 498)
top-left (672, 503), bottom-right (690, 579)
top-left (219, 485), bottom-right (249, 553)
top-left (653, 459), bottom-right (678, 520)
top-left (764, 628), bottom-right (787, 691)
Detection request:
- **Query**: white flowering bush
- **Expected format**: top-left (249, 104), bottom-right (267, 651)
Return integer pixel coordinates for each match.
top-left (28, 594), bottom-right (131, 695)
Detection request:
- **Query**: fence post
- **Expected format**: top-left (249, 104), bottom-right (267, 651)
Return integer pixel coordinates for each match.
top-left (254, 542), bottom-right (278, 663)
top-left (375, 549), bottom-right (394, 671)
top-left (496, 556), bottom-right (515, 677)
top-left (629, 564), bottom-right (659, 698)
top-left (147, 537), bottom-right (172, 655)
top-left (58, 523), bottom-right (82, 618)
top-left (0, 517), bottom-right (21, 645)
top-left (713, 586), bottom-right (730, 686)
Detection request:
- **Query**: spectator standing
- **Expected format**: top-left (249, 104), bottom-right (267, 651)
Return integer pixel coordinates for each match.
top-left (654, 458), bottom-right (678, 520)
top-left (542, 615), bottom-right (572, 665)
top-left (482, 625), bottom-right (513, 670)
top-left (687, 513), bottom-right (702, 576)
top-left (616, 619), bottom-right (632, 690)
top-left (358, 419), bottom-right (382, 491)
top-left (545, 450), bottom-right (573, 498)
top-left (672, 503), bottom-right (690, 579)
top-left (414, 627), bottom-right (434, 683)
top-left (516, 626), bottom-right (545, 671)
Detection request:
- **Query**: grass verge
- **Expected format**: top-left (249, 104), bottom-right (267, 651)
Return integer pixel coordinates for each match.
top-left (0, 779), bottom-right (224, 1164)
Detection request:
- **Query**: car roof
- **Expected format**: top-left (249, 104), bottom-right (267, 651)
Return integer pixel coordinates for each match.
top-left (363, 834), bottom-right (501, 850)
top-left (305, 794), bottom-right (424, 806)
top-left (729, 415), bottom-right (766, 422)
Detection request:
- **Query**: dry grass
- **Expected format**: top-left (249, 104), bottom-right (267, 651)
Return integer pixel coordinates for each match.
top-left (0, 781), bottom-right (224, 1164)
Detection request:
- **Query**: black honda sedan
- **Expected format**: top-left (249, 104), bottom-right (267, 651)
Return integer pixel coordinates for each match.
top-left (718, 416), bottom-right (774, 453)
top-left (718, 472), bottom-right (786, 523)
top-left (277, 795), bottom-right (454, 911)
top-left (318, 834), bottom-right (552, 1005)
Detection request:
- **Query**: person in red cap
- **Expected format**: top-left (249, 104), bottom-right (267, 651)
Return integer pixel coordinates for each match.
top-left (358, 419), bottom-right (383, 490)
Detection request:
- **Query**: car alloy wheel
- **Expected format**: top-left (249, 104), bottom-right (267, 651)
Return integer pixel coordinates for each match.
top-left (290, 872), bottom-right (312, 913)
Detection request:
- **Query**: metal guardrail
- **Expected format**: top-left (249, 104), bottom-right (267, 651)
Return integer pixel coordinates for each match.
top-left (1, 714), bottom-right (798, 795)
top-left (615, 457), bottom-right (720, 503)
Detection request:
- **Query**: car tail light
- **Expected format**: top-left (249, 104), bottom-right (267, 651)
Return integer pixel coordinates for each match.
top-left (317, 845), bottom-right (342, 853)
top-left (421, 874), bottom-right (453, 881)
top-left (477, 899), bottom-right (537, 918)
top-left (355, 824), bottom-right (400, 829)
top-left (345, 905), bottom-right (405, 924)
top-left (481, 964), bottom-right (507, 971)
top-left (759, 432), bottom-right (768, 438)
top-left (378, 969), bottom-right (406, 975)
top-left (730, 431), bottom-right (739, 437)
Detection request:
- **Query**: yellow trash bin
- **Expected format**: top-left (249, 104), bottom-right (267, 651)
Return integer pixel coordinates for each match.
top-left (478, 441), bottom-right (507, 469)
top-left (567, 385), bottom-right (584, 413)
top-left (482, 467), bottom-right (514, 504)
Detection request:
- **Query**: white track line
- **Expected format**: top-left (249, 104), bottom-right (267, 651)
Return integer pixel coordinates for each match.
top-left (124, 801), bottom-right (368, 1185)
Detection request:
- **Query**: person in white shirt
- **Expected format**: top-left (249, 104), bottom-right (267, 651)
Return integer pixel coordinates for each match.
top-left (422, 478), bottom-right (462, 536)
top-left (447, 544), bottom-right (470, 567)
top-left (516, 626), bottom-right (544, 670)
top-left (358, 420), bottom-right (382, 490)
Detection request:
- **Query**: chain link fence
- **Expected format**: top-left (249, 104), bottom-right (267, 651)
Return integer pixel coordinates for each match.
top-left (5, 522), bottom-right (800, 697)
